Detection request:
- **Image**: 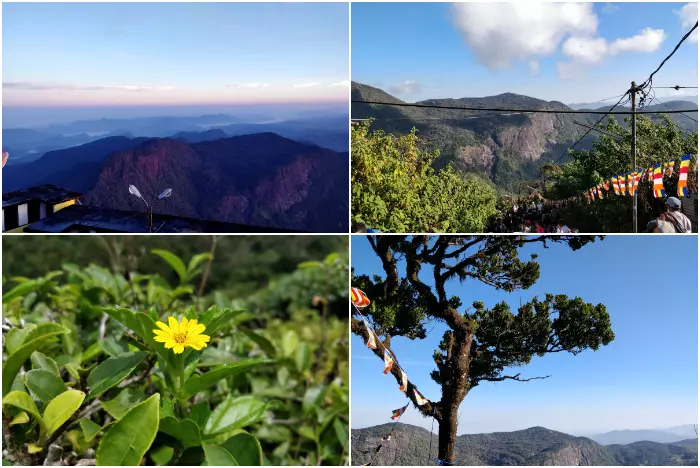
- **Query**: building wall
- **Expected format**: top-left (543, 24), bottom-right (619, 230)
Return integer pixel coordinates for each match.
top-left (2, 198), bottom-right (76, 232)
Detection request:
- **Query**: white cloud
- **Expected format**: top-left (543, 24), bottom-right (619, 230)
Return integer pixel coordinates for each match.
top-left (608, 28), bottom-right (666, 55)
top-left (292, 82), bottom-right (321, 88)
top-left (389, 80), bottom-right (421, 95)
top-left (450, 2), bottom-right (598, 69)
top-left (562, 36), bottom-right (608, 64)
top-left (227, 83), bottom-right (269, 88)
top-left (330, 80), bottom-right (350, 87)
top-left (528, 61), bottom-right (540, 76)
top-left (3, 81), bottom-right (175, 91)
top-left (559, 28), bottom-right (666, 79)
top-left (676, 3), bottom-right (698, 42)
top-left (601, 3), bottom-right (619, 15)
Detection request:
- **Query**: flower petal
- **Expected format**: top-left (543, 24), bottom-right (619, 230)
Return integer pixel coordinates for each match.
top-left (154, 335), bottom-right (168, 343)
top-left (164, 340), bottom-right (175, 349)
top-left (173, 344), bottom-right (185, 354)
top-left (192, 324), bottom-right (206, 335)
top-left (155, 321), bottom-right (171, 332)
top-left (168, 316), bottom-right (179, 333)
top-left (181, 317), bottom-right (189, 331)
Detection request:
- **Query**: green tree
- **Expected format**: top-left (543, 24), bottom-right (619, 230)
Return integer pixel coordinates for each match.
top-left (546, 114), bottom-right (697, 232)
top-left (351, 235), bottom-right (614, 463)
top-left (351, 123), bottom-right (497, 233)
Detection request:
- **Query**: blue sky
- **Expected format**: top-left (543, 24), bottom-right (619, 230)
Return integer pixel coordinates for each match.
top-left (3, 2), bottom-right (349, 107)
top-left (352, 2), bottom-right (698, 104)
top-left (351, 235), bottom-right (698, 435)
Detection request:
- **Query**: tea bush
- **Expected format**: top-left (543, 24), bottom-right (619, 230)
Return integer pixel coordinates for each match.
top-left (2, 243), bottom-right (349, 466)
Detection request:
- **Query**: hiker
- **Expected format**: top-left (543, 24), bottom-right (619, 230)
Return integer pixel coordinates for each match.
top-left (646, 197), bottom-right (692, 233)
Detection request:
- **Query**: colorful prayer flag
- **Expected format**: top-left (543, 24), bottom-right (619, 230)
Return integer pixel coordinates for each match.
top-left (612, 177), bottom-right (620, 195)
top-left (351, 288), bottom-right (371, 308)
top-left (363, 320), bottom-right (377, 349)
top-left (678, 154), bottom-right (691, 197)
top-left (647, 168), bottom-right (653, 183)
top-left (414, 388), bottom-right (428, 406)
top-left (381, 433), bottom-right (392, 442)
top-left (666, 161), bottom-right (675, 177)
top-left (391, 403), bottom-right (409, 420)
top-left (383, 349), bottom-right (394, 374)
top-left (632, 171), bottom-right (640, 196)
top-left (399, 369), bottom-right (408, 393)
top-left (597, 185), bottom-right (603, 199)
top-left (653, 164), bottom-right (665, 198)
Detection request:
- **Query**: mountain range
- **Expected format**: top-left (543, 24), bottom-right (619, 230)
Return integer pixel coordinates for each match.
top-left (351, 423), bottom-right (698, 466)
top-left (2, 114), bottom-right (348, 165)
top-left (2, 132), bottom-right (348, 232)
top-left (351, 81), bottom-right (698, 193)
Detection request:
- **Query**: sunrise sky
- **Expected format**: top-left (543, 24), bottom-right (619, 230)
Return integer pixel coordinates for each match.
top-left (2, 2), bottom-right (349, 107)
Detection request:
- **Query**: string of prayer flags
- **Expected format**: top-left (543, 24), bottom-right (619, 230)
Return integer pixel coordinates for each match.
top-left (647, 168), bottom-right (653, 183)
top-left (632, 171), bottom-right (640, 196)
top-left (597, 185), bottom-right (603, 199)
top-left (383, 349), bottom-right (394, 374)
top-left (612, 177), bottom-right (620, 195)
top-left (678, 154), bottom-right (691, 197)
top-left (351, 288), bottom-right (370, 308)
top-left (414, 388), bottom-right (429, 406)
top-left (363, 320), bottom-right (377, 349)
top-left (618, 175), bottom-right (627, 196)
top-left (381, 433), bottom-right (392, 442)
top-left (399, 369), bottom-right (408, 393)
top-left (627, 173), bottom-right (635, 196)
top-left (653, 164), bottom-right (665, 198)
top-left (391, 403), bottom-right (409, 420)
top-left (602, 181), bottom-right (609, 192)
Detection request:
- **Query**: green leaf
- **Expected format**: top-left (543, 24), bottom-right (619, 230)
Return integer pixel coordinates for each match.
top-left (3, 392), bottom-right (46, 435)
top-left (203, 395), bottom-right (268, 437)
top-left (2, 280), bottom-right (39, 303)
top-left (333, 418), bottom-right (348, 448)
top-left (82, 342), bottom-right (103, 363)
top-left (199, 307), bottom-right (246, 335)
top-left (4, 326), bottom-right (34, 355)
top-left (87, 351), bottom-right (147, 398)
top-left (181, 359), bottom-right (272, 400)
top-left (295, 342), bottom-right (312, 373)
top-left (25, 370), bottom-right (67, 402)
top-left (241, 330), bottom-right (276, 357)
top-left (159, 417), bottom-right (202, 450)
top-left (150, 445), bottom-right (174, 466)
top-left (9, 412), bottom-right (29, 426)
top-left (96, 393), bottom-right (160, 466)
top-left (2, 323), bottom-right (68, 396)
top-left (80, 418), bottom-right (102, 442)
top-left (220, 432), bottom-right (263, 466)
top-left (152, 250), bottom-right (187, 283)
top-left (202, 443), bottom-right (238, 466)
top-left (188, 401), bottom-right (211, 429)
top-left (43, 389), bottom-right (85, 437)
top-left (65, 363), bottom-right (81, 381)
top-left (159, 396), bottom-right (176, 420)
top-left (98, 338), bottom-right (128, 358)
top-left (302, 385), bottom-right (328, 414)
top-left (100, 388), bottom-right (145, 420)
top-left (187, 253), bottom-right (213, 277)
top-left (30, 351), bottom-right (60, 375)
top-left (281, 330), bottom-right (299, 357)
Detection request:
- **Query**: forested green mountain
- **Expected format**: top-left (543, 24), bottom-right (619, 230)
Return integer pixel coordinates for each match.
top-left (352, 82), bottom-right (698, 194)
top-left (351, 423), bottom-right (698, 466)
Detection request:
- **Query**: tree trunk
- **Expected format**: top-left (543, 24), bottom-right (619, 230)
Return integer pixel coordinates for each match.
top-left (436, 318), bottom-right (474, 463)
top-left (437, 401), bottom-right (459, 462)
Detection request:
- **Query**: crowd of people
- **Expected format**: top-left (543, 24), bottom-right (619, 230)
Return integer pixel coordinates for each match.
top-left (488, 200), bottom-right (578, 233)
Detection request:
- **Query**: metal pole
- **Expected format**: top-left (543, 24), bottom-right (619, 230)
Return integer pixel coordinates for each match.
top-left (630, 82), bottom-right (637, 233)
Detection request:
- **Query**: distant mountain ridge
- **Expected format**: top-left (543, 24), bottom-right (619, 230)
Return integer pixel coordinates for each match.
top-left (81, 132), bottom-right (348, 232)
top-left (351, 423), bottom-right (698, 466)
top-left (590, 425), bottom-right (698, 445)
top-left (352, 81), bottom-right (697, 193)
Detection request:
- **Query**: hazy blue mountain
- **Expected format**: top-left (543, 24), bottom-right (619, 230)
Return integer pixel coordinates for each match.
top-left (591, 425), bottom-right (698, 445)
top-left (352, 423), bottom-right (698, 466)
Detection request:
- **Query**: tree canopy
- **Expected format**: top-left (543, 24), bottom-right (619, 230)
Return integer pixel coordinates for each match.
top-left (351, 122), bottom-right (498, 233)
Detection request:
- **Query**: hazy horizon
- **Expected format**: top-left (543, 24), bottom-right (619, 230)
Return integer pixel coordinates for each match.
top-left (2, 102), bottom-right (348, 128)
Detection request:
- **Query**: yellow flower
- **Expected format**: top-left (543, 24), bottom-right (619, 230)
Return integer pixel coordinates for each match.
top-left (153, 316), bottom-right (210, 354)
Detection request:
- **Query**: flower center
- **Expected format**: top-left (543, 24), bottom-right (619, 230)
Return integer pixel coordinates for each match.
top-left (173, 332), bottom-right (188, 344)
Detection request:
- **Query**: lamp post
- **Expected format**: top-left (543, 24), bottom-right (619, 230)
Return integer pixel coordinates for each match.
top-left (128, 185), bottom-right (173, 233)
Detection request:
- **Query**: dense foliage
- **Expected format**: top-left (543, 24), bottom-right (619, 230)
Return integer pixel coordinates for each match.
top-left (545, 115), bottom-right (698, 232)
top-left (2, 237), bottom-right (349, 466)
top-left (351, 123), bottom-right (497, 232)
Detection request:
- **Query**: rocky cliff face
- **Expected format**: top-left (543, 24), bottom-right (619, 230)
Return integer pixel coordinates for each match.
top-left (82, 133), bottom-right (348, 232)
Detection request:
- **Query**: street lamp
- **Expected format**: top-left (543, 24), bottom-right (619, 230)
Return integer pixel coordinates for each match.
top-left (128, 184), bottom-right (173, 232)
